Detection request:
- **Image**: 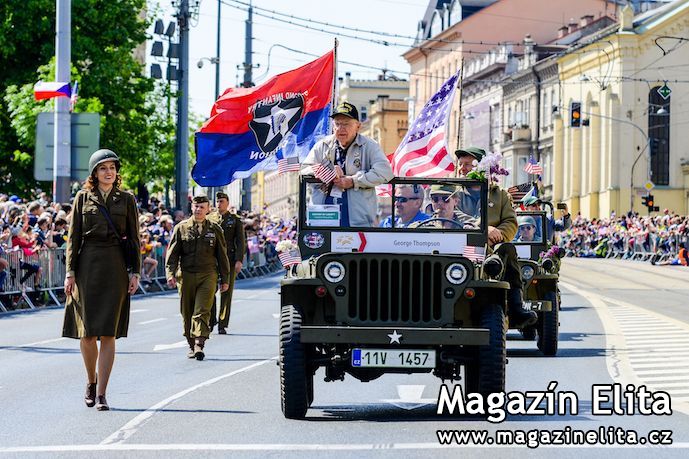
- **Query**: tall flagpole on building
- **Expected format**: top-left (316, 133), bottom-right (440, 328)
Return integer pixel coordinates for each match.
top-left (331, 38), bottom-right (339, 133)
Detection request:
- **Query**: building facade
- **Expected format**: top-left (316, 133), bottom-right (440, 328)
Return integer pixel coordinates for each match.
top-left (359, 96), bottom-right (409, 157)
top-left (555, 1), bottom-right (689, 217)
top-left (337, 73), bottom-right (409, 122)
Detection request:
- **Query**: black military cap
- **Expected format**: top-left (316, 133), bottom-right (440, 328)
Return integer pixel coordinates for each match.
top-left (330, 101), bottom-right (359, 121)
top-left (216, 191), bottom-right (229, 200)
top-left (192, 195), bottom-right (210, 204)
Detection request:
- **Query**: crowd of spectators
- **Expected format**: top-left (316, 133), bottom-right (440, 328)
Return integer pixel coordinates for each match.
top-left (1, 190), bottom-right (297, 299)
top-left (559, 210), bottom-right (689, 265)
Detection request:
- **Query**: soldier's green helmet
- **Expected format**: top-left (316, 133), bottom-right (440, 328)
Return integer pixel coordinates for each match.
top-left (88, 149), bottom-right (121, 176)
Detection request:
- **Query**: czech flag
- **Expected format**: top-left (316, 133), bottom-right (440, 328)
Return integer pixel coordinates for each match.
top-left (34, 81), bottom-right (71, 101)
top-left (193, 50), bottom-right (335, 186)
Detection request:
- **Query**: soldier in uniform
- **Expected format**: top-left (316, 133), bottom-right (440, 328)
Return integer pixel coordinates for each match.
top-left (208, 191), bottom-right (246, 334)
top-left (165, 195), bottom-right (231, 360)
top-left (455, 146), bottom-right (537, 328)
top-left (62, 149), bottom-right (141, 411)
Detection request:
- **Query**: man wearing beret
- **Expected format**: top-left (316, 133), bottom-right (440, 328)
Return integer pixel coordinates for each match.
top-left (165, 195), bottom-right (231, 360)
top-left (208, 191), bottom-right (246, 334)
top-left (302, 101), bottom-right (393, 227)
top-left (455, 146), bottom-right (537, 328)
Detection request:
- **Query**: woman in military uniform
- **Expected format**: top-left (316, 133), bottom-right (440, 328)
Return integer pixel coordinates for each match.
top-left (62, 149), bottom-right (141, 411)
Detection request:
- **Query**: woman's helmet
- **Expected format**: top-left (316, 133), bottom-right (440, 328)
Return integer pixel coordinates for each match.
top-left (88, 149), bottom-right (121, 175)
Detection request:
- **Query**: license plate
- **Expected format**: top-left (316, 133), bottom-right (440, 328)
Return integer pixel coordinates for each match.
top-left (351, 349), bottom-right (436, 368)
top-left (524, 300), bottom-right (551, 311)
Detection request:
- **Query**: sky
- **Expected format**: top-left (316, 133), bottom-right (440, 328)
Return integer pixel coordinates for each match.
top-left (148, 0), bottom-right (429, 117)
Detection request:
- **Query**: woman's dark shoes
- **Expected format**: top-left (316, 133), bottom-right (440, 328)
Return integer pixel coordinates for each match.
top-left (95, 395), bottom-right (109, 411)
top-left (84, 383), bottom-right (97, 408)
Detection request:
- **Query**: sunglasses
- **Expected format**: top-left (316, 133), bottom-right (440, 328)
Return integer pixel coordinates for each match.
top-left (394, 196), bottom-right (420, 203)
top-left (520, 225), bottom-right (535, 230)
top-left (431, 195), bottom-right (452, 203)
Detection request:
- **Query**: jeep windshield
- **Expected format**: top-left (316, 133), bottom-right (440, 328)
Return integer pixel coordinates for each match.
top-left (300, 177), bottom-right (488, 233)
top-left (298, 177), bottom-right (488, 259)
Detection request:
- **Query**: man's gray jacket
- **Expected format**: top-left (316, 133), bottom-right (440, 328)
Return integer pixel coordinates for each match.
top-left (302, 133), bottom-right (394, 227)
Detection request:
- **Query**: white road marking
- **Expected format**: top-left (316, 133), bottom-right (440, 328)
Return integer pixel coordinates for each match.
top-left (3, 442), bottom-right (689, 453)
top-left (0, 337), bottom-right (67, 353)
top-left (152, 341), bottom-right (188, 352)
top-left (272, 313), bottom-right (280, 319)
top-left (130, 309), bottom-right (149, 313)
top-left (100, 357), bottom-right (276, 445)
top-left (138, 318), bottom-right (167, 325)
top-left (560, 281), bottom-right (689, 415)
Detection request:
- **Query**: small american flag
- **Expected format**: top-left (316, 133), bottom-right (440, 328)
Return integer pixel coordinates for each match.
top-left (507, 182), bottom-right (533, 202)
top-left (314, 159), bottom-right (337, 184)
top-left (463, 245), bottom-right (485, 262)
top-left (278, 249), bottom-right (302, 267)
top-left (391, 72), bottom-right (459, 177)
top-left (523, 154), bottom-right (543, 175)
top-left (277, 155), bottom-right (300, 174)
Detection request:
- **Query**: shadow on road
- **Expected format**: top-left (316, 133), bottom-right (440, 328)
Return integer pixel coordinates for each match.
top-left (111, 408), bottom-right (254, 414)
top-left (508, 347), bottom-right (608, 358)
top-left (308, 403), bottom-right (592, 422)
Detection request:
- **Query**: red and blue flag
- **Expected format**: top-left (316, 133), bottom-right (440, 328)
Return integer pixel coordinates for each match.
top-left (193, 51), bottom-right (334, 186)
top-left (34, 81), bottom-right (71, 101)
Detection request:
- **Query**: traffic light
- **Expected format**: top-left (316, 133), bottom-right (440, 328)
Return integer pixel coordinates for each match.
top-left (570, 101), bottom-right (581, 127)
top-left (642, 194), bottom-right (657, 211)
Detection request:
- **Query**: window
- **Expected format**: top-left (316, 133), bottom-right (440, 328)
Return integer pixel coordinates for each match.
top-left (490, 104), bottom-right (501, 145)
top-left (543, 92), bottom-right (550, 127)
top-left (430, 11), bottom-right (442, 38)
top-left (517, 156), bottom-right (529, 184)
top-left (649, 88), bottom-right (670, 186)
top-left (360, 105), bottom-right (368, 122)
top-left (448, 0), bottom-right (462, 26)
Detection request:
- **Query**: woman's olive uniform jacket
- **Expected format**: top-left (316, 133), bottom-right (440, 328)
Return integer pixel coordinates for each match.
top-left (62, 188), bottom-right (140, 338)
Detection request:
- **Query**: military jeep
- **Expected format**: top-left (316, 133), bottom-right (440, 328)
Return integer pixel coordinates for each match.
top-left (511, 210), bottom-right (560, 355)
top-left (279, 177), bottom-right (509, 419)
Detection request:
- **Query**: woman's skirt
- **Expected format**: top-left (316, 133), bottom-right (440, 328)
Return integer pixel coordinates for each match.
top-left (62, 244), bottom-right (130, 338)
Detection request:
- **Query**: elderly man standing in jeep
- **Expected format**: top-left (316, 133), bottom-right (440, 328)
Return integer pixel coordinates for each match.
top-left (302, 101), bottom-right (394, 227)
top-left (455, 146), bottom-right (537, 328)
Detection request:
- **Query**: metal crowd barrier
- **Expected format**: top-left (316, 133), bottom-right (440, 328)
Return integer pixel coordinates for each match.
top-left (563, 233), bottom-right (688, 264)
top-left (0, 242), bottom-right (282, 313)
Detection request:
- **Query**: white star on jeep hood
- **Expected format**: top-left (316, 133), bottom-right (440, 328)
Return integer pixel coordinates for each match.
top-left (388, 330), bottom-right (402, 344)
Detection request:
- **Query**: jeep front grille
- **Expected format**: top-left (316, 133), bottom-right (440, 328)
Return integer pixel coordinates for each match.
top-left (345, 258), bottom-right (444, 325)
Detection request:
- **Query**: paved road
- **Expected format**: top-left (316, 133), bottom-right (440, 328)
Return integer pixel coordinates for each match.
top-left (0, 258), bottom-right (688, 457)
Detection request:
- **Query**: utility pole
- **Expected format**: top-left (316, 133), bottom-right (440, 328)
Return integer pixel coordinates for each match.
top-left (240, 1), bottom-right (254, 211)
top-left (175, 0), bottom-right (190, 211)
top-left (54, 0), bottom-right (71, 203)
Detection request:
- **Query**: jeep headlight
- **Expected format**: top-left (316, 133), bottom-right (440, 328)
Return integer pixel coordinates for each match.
top-left (521, 265), bottom-right (535, 281)
top-left (446, 263), bottom-right (468, 285)
top-left (483, 255), bottom-right (503, 279)
top-left (323, 261), bottom-right (345, 283)
top-left (541, 258), bottom-right (554, 272)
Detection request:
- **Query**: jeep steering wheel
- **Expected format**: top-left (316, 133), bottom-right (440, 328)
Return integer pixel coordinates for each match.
top-left (416, 218), bottom-right (463, 228)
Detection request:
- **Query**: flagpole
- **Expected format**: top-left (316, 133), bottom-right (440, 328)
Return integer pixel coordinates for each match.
top-left (455, 57), bottom-right (465, 159)
top-left (331, 38), bottom-right (338, 136)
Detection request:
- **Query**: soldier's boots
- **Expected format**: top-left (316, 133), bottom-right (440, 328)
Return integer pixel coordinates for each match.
top-left (194, 337), bottom-right (206, 361)
top-left (507, 289), bottom-right (538, 329)
top-left (186, 337), bottom-right (195, 359)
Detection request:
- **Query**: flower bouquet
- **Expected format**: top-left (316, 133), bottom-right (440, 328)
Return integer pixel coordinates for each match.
top-left (466, 152), bottom-right (509, 184)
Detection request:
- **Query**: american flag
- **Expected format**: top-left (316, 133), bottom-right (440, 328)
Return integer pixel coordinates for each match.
top-left (391, 72), bottom-right (459, 177)
top-left (314, 159), bottom-right (337, 184)
top-left (277, 155), bottom-right (300, 174)
top-left (278, 249), bottom-right (302, 267)
top-left (463, 245), bottom-right (485, 262)
top-left (523, 154), bottom-right (543, 175)
top-left (507, 182), bottom-right (534, 202)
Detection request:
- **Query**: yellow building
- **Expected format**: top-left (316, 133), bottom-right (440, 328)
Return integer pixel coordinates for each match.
top-left (555, 1), bottom-right (689, 217)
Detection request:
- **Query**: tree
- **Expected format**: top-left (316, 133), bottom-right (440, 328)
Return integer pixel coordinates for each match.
top-left (1, 0), bottom-right (176, 199)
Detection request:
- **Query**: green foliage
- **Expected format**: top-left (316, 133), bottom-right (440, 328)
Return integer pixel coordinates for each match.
top-left (0, 0), bottom-right (176, 198)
